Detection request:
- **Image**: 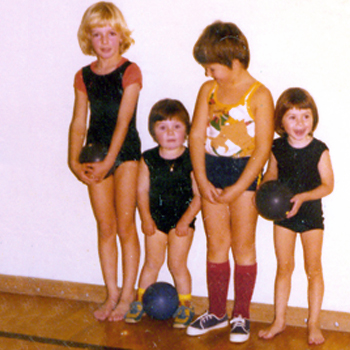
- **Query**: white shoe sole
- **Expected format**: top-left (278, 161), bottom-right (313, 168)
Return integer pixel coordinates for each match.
top-left (229, 333), bottom-right (250, 343)
top-left (186, 320), bottom-right (229, 336)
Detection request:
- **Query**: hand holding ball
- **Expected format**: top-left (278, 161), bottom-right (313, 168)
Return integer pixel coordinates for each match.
top-left (79, 143), bottom-right (108, 163)
top-left (256, 181), bottom-right (293, 221)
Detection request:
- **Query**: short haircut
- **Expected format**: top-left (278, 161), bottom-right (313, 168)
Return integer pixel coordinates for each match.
top-left (148, 99), bottom-right (191, 141)
top-left (77, 1), bottom-right (134, 56)
top-left (275, 88), bottom-right (319, 136)
top-left (193, 21), bottom-right (250, 69)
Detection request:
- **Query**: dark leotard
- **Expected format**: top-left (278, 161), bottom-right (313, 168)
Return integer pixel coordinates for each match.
top-left (82, 61), bottom-right (141, 170)
top-left (273, 136), bottom-right (328, 233)
top-left (143, 147), bottom-right (195, 234)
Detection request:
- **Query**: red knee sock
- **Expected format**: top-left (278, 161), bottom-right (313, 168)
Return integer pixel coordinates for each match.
top-left (207, 260), bottom-right (230, 318)
top-left (232, 263), bottom-right (257, 319)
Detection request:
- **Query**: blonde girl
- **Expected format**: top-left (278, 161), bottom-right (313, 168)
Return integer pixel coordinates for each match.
top-left (186, 21), bottom-right (274, 343)
top-left (68, 2), bottom-right (142, 322)
top-left (258, 88), bottom-right (334, 345)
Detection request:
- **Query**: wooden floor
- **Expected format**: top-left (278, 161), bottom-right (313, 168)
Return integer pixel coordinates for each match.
top-left (0, 292), bottom-right (349, 350)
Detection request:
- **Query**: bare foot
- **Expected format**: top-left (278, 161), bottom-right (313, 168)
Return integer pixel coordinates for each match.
top-left (108, 299), bottom-right (131, 322)
top-left (308, 324), bottom-right (325, 345)
top-left (93, 298), bottom-right (118, 321)
top-left (258, 321), bottom-right (286, 340)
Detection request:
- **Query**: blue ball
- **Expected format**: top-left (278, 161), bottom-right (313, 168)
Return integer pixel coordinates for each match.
top-left (143, 282), bottom-right (179, 320)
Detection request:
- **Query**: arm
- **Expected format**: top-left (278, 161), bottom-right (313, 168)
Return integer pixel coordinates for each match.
top-left (87, 82), bottom-right (141, 182)
top-left (217, 85), bottom-right (274, 203)
top-left (175, 172), bottom-right (202, 237)
top-left (137, 157), bottom-right (157, 236)
top-left (261, 152), bottom-right (278, 184)
top-left (189, 81), bottom-right (222, 203)
top-left (287, 150), bottom-right (334, 218)
top-left (68, 88), bottom-right (94, 185)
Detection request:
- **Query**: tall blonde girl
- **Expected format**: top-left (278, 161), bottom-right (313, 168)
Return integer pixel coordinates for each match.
top-left (68, 2), bottom-right (142, 322)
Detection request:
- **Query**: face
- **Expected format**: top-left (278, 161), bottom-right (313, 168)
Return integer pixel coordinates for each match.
top-left (203, 63), bottom-right (233, 84)
top-left (153, 118), bottom-right (187, 150)
top-left (90, 25), bottom-right (122, 59)
top-left (282, 107), bottom-right (314, 146)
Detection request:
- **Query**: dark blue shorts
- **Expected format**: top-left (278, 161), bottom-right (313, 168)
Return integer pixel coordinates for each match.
top-left (205, 154), bottom-right (259, 191)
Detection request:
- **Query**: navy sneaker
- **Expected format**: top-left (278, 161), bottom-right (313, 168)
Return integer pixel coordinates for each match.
top-left (230, 315), bottom-right (250, 343)
top-left (186, 311), bottom-right (229, 336)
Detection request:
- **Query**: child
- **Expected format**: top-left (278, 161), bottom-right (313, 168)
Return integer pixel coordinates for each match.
top-left (125, 99), bottom-right (201, 328)
top-left (186, 21), bottom-right (274, 343)
top-left (68, 2), bottom-right (142, 322)
top-left (258, 88), bottom-right (334, 345)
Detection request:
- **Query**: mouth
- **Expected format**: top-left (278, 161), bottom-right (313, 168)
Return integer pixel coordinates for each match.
top-left (293, 129), bottom-right (307, 137)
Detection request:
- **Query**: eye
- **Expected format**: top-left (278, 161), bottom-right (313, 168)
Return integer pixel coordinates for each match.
top-left (157, 125), bottom-right (166, 131)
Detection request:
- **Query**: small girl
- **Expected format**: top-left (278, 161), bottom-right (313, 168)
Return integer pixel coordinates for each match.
top-left (68, 2), bottom-right (142, 321)
top-left (186, 21), bottom-right (274, 343)
top-left (125, 99), bottom-right (201, 328)
top-left (258, 88), bottom-right (334, 345)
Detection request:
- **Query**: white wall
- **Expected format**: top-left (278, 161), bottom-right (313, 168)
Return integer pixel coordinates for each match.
top-left (1, 0), bottom-right (349, 314)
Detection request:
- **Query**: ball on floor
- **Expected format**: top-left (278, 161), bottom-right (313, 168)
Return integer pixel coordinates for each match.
top-left (142, 282), bottom-right (179, 320)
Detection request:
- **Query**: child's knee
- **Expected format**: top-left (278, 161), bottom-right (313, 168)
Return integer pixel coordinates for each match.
top-left (97, 221), bottom-right (117, 239)
top-left (168, 258), bottom-right (188, 277)
top-left (305, 264), bottom-right (323, 281)
top-left (277, 262), bottom-right (295, 277)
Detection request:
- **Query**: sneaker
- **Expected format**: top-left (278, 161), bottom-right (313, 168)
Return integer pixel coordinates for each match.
top-left (186, 311), bottom-right (229, 336)
top-left (173, 305), bottom-right (195, 329)
top-left (124, 301), bottom-right (144, 323)
top-left (230, 315), bottom-right (250, 343)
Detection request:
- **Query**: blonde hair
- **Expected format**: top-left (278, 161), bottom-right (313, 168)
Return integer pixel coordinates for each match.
top-left (77, 2), bottom-right (134, 56)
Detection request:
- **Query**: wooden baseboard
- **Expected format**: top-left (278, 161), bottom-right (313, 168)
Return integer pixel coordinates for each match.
top-left (0, 274), bottom-right (348, 333)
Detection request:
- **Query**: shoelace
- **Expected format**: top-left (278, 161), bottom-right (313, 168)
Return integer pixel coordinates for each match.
top-left (231, 317), bottom-right (246, 330)
top-left (199, 312), bottom-right (215, 325)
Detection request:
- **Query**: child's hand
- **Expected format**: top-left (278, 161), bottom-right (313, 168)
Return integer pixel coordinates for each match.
top-left (286, 193), bottom-right (306, 218)
top-left (216, 185), bottom-right (240, 204)
top-left (175, 220), bottom-right (190, 237)
top-left (70, 161), bottom-right (96, 185)
top-left (141, 218), bottom-right (157, 236)
top-left (199, 180), bottom-right (222, 203)
top-left (84, 160), bottom-right (112, 183)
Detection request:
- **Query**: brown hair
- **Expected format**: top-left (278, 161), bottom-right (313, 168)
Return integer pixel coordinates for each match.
top-left (275, 88), bottom-right (319, 136)
top-left (77, 2), bottom-right (134, 56)
top-left (148, 99), bottom-right (190, 141)
top-left (193, 21), bottom-right (250, 69)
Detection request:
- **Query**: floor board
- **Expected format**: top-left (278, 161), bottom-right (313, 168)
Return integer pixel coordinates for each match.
top-left (0, 292), bottom-right (349, 350)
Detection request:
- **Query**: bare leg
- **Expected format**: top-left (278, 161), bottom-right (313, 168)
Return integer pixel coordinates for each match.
top-left (168, 228), bottom-right (194, 295)
top-left (138, 230), bottom-right (167, 290)
top-left (88, 176), bottom-right (119, 321)
top-left (259, 226), bottom-right (297, 339)
top-left (108, 162), bottom-right (140, 321)
top-left (301, 229), bottom-right (325, 345)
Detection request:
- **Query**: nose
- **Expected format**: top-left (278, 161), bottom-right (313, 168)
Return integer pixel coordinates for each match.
top-left (296, 117), bottom-right (304, 126)
top-left (101, 34), bottom-right (109, 44)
